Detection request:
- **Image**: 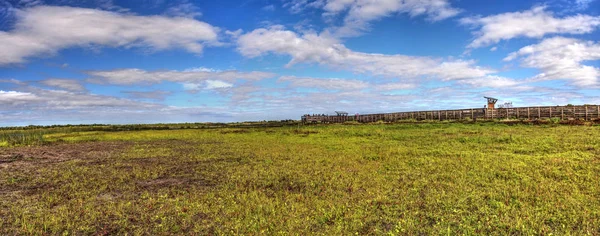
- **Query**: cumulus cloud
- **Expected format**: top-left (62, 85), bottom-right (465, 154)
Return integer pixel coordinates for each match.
top-left (237, 26), bottom-right (495, 81)
top-left (0, 5), bottom-right (219, 65)
top-left (86, 68), bottom-right (275, 85)
top-left (41, 79), bottom-right (86, 92)
top-left (285, 0), bottom-right (460, 36)
top-left (504, 37), bottom-right (600, 87)
top-left (461, 6), bottom-right (600, 48)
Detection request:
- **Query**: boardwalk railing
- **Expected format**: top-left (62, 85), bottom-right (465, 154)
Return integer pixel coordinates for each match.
top-left (302, 105), bottom-right (600, 123)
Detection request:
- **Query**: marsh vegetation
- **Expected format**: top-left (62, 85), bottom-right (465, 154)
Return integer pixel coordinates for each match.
top-left (1, 122), bottom-right (599, 234)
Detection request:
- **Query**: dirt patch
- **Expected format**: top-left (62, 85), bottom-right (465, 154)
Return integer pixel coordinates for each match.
top-left (0, 153), bottom-right (24, 164)
top-left (0, 141), bottom-right (132, 169)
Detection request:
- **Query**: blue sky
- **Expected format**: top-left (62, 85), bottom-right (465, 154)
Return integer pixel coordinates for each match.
top-left (0, 0), bottom-right (599, 126)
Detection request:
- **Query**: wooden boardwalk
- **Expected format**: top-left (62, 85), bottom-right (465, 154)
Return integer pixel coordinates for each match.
top-left (302, 105), bottom-right (600, 123)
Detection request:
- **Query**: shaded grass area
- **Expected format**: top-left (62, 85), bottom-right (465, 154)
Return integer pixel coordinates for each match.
top-left (0, 123), bottom-right (599, 234)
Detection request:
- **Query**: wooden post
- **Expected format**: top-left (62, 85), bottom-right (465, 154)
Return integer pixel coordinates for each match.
top-left (527, 107), bottom-right (530, 120)
top-left (598, 105), bottom-right (600, 119)
top-left (549, 107), bottom-right (552, 118)
top-left (459, 110), bottom-right (462, 120)
top-left (471, 108), bottom-right (474, 119)
top-left (585, 106), bottom-right (588, 120)
top-left (516, 108), bottom-right (519, 119)
top-left (561, 107), bottom-right (564, 120)
top-left (538, 107), bottom-right (541, 119)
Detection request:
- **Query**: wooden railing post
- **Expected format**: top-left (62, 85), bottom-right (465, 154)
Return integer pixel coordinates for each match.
top-left (527, 107), bottom-right (530, 120)
top-left (585, 106), bottom-right (589, 120)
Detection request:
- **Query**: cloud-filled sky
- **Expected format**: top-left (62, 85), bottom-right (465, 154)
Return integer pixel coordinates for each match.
top-left (0, 0), bottom-right (599, 126)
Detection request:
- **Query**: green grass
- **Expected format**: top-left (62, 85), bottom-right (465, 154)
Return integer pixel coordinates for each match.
top-left (1, 123), bottom-right (599, 234)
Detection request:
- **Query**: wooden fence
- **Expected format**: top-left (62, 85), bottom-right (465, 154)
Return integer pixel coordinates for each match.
top-left (302, 105), bottom-right (600, 123)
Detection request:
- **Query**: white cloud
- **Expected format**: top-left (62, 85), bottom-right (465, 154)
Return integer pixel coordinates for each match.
top-left (0, 87), bottom-right (241, 125)
top-left (284, 0), bottom-right (325, 14)
top-left (457, 75), bottom-right (523, 88)
top-left (122, 90), bottom-right (172, 100)
top-left (0, 5), bottom-right (219, 65)
top-left (278, 76), bottom-right (368, 90)
top-left (164, 0), bottom-right (202, 18)
top-left (237, 26), bottom-right (495, 81)
top-left (285, 0), bottom-right (460, 37)
top-left (330, 0), bottom-right (461, 36)
top-left (262, 4), bottom-right (276, 11)
top-left (182, 83), bottom-right (203, 91)
top-left (183, 67), bottom-right (219, 72)
top-left (184, 80), bottom-right (233, 91)
top-left (3, 87), bottom-right (151, 110)
top-left (86, 68), bottom-right (275, 85)
top-left (0, 78), bottom-right (27, 85)
top-left (504, 37), bottom-right (600, 87)
top-left (574, 0), bottom-right (595, 10)
top-left (461, 6), bottom-right (600, 48)
top-left (225, 29), bottom-right (243, 39)
top-left (41, 79), bottom-right (86, 92)
top-left (373, 82), bottom-right (416, 91)
top-left (205, 80), bottom-right (234, 89)
top-left (0, 90), bottom-right (40, 105)
top-left (278, 76), bottom-right (416, 91)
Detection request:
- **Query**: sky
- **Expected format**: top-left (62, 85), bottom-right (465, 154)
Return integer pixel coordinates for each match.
top-left (0, 0), bottom-right (599, 126)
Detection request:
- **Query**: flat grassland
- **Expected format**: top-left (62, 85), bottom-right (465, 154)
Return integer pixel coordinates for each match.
top-left (1, 123), bottom-right (599, 234)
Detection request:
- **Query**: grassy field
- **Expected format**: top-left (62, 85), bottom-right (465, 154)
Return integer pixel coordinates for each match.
top-left (1, 122), bottom-right (599, 234)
